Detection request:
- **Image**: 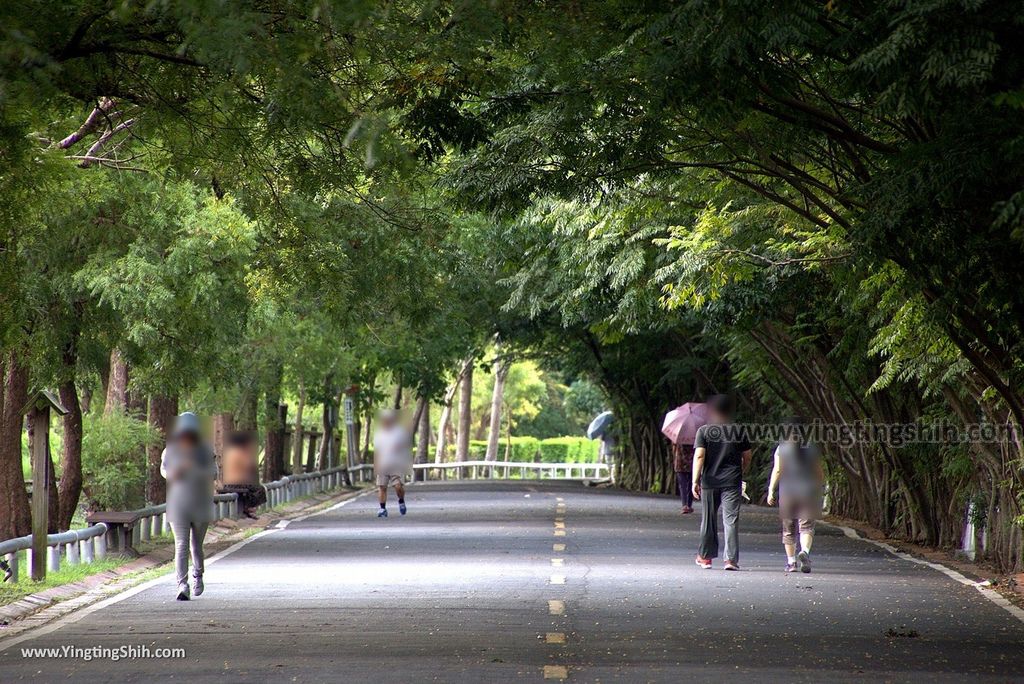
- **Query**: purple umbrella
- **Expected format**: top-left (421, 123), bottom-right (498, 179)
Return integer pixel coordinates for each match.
top-left (661, 402), bottom-right (709, 446)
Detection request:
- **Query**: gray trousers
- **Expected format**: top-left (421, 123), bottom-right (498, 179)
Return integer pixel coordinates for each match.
top-left (169, 519), bottom-right (209, 587)
top-left (698, 486), bottom-right (742, 562)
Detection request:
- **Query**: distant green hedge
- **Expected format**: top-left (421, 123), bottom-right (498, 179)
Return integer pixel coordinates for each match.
top-left (537, 437), bottom-right (600, 463)
top-left (346, 435), bottom-right (600, 465)
top-left (465, 436), bottom-right (599, 463)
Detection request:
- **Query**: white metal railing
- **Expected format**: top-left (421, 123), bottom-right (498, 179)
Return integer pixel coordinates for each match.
top-left (350, 463), bottom-right (375, 484)
top-left (0, 495), bottom-right (239, 583)
top-left (2, 465), bottom-right (358, 585)
top-left (128, 493), bottom-right (241, 549)
top-left (415, 460), bottom-right (610, 481)
top-left (260, 465), bottom-right (350, 510)
top-left (0, 524), bottom-right (108, 584)
top-left (347, 460), bottom-right (611, 483)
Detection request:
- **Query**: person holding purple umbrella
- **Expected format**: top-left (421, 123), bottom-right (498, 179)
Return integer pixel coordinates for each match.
top-left (673, 443), bottom-right (695, 514)
top-left (662, 402), bottom-right (709, 515)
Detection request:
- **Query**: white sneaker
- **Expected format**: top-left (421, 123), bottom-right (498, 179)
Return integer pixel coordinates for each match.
top-left (176, 582), bottom-right (190, 601)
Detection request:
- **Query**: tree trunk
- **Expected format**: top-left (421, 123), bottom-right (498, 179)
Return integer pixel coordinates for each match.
top-left (436, 358), bottom-right (470, 464)
top-left (485, 356), bottom-right (510, 462)
top-left (263, 365), bottom-right (285, 481)
top-left (213, 412), bottom-right (235, 459)
top-left (456, 359), bottom-right (473, 462)
top-left (146, 394), bottom-right (177, 505)
top-left (235, 388), bottom-right (258, 432)
top-left (305, 430), bottom-right (318, 472)
top-left (0, 352), bottom-right (31, 539)
top-left (317, 374), bottom-right (336, 470)
top-left (264, 403), bottom-right (287, 480)
top-left (393, 382), bottom-right (403, 410)
top-left (292, 382), bottom-right (306, 474)
top-left (361, 411), bottom-right (373, 461)
top-left (104, 348), bottom-right (128, 415)
top-left (46, 438), bottom-right (59, 534)
top-left (435, 399), bottom-right (454, 465)
top-left (415, 396), bottom-right (430, 481)
top-left (57, 379), bottom-right (84, 529)
top-left (504, 406), bottom-right (513, 462)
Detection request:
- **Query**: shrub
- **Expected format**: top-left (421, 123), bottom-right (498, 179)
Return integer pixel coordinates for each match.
top-left (463, 437), bottom-right (543, 462)
top-left (81, 413), bottom-right (159, 511)
top-left (539, 437), bottom-right (600, 463)
top-left (509, 436), bottom-right (541, 462)
top-left (462, 436), bottom-right (598, 463)
top-left (539, 438), bottom-right (571, 463)
top-left (468, 440), bottom-right (488, 460)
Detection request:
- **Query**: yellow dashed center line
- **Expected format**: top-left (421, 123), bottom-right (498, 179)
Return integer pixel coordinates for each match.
top-left (545, 499), bottom-right (569, 680)
top-left (544, 665), bottom-right (569, 680)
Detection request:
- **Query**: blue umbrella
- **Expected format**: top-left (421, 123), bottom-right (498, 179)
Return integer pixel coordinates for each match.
top-left (587, 411), bottom-right (614, 440)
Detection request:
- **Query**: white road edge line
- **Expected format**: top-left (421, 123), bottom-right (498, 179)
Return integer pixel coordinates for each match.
top-left (0, 488), bottom-right (374, 653)
top-left (833, 523), bottom-right (1024, 625)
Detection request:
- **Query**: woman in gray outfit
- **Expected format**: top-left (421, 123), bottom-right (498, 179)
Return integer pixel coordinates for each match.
top-left (160, 412), bottom-right (217, 600)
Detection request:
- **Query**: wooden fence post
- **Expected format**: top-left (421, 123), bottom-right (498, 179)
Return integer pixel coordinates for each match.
top-left (22, 390), bottom-right (69, 582)
top-left (305, 431), bottom-right (319, 472)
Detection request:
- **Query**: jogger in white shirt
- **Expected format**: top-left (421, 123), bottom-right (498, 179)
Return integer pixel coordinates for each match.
top-left (373, 410), bottom-right (412, 518)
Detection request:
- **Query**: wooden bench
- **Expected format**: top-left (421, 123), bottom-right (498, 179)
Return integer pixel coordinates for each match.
top-left (85, 511), bottom-right (144, 556)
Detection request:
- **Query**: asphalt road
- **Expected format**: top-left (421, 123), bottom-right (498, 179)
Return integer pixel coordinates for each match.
top-left (1, 481), bottom-right (1023, 682)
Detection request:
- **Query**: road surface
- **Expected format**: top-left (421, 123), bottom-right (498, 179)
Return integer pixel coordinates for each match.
top-left (1, 481), bottom-right (1023, 682)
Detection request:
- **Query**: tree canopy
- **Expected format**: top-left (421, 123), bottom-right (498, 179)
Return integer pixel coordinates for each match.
top-left (1, 0), bottom-right (1023, 569)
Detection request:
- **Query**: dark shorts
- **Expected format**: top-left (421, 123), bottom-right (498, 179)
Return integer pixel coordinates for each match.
top-left (218, 484), bottom-right (267, 509)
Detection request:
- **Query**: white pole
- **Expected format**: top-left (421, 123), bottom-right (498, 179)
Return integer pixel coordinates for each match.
top-left (47, 545), bottom-right (61, 573)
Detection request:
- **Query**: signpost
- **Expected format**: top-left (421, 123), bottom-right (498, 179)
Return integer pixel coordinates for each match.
top-left (22, 390), bottom-right (69, 581)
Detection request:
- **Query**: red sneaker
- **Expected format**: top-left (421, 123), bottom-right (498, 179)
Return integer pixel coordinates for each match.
top-left (695, 556), bottom-right (712, 569)
top-left (681, 506), bottom-right (694, 514)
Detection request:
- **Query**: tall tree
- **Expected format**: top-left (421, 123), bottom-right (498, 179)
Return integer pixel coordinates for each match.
top-left (415, 395), bottom-right (430, 481)
top-left (291, 382), bottom-right (306, 475)
top-left (0, 353), bottom-right (31, 539)
top-left (484, 345), bottom-right (511, 463)
top-left (56, 379), bottom-right (83, 530)
top-left (456, 363), bottom-right (474, 462)
top-left (146, 394), bottom-right (177, 505)
top-left (435, 357), bottom-right (471, 464)
top-left (103, 349), bottom-right (128, 416)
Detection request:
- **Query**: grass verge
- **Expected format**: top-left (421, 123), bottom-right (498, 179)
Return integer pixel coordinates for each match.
top-left (1, 552), bottom-right (126, 606)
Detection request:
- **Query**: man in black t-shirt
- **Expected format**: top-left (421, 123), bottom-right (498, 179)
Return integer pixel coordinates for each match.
top-left (692, 395), bottom-right (752, 570)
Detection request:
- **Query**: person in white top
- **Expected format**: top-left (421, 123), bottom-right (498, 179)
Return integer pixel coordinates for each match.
top-left (373, 409), bottom-right (412, 518)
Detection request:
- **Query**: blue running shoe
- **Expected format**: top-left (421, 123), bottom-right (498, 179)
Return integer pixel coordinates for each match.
top-left (378, 508), bottom-right (388, 518)
top-left (399, 502), bottom-right (407, 515)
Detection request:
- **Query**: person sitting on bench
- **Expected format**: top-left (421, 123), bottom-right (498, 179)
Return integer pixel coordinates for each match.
top-left (217, 431), bottom-right (266, 519)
